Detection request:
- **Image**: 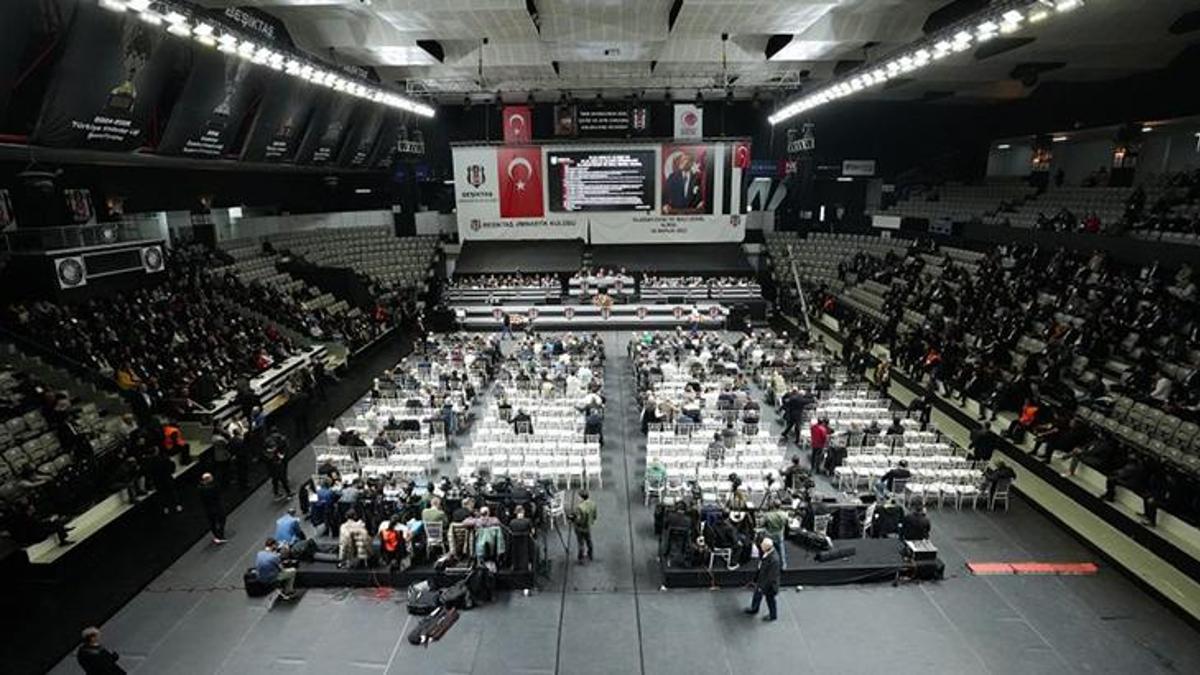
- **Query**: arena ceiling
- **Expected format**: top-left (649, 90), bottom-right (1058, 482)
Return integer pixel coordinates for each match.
top-left (196, 0), bottom-right (1200, 105)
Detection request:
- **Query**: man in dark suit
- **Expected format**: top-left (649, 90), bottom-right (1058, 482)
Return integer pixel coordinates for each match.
top-left (76, 626), bottom-right (125, 674)
top-left (665, 152), bottom-right (702, 213)
top-left (900, 498), bottom-right (931, 541)
top-left (744, 536), bottom-right (781, 621)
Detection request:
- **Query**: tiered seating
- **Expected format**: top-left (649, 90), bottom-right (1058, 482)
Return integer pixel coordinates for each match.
top-left (445, 274), bottom-right (560, 305)
top-left (640, 276), bottom-right (762, 302)
top-left (989, 185), bottom-right (1133, 229)
top-left (0, 365), bottom-right (131, 518)
top-left (459, 396), bottom-right (602, 488)
top-left (1078, 396), bottom-right (1200, 476)
top-left (271, 228), bottom-right (439, 293)
top-left (878, 182), bottom-right (1035, 222)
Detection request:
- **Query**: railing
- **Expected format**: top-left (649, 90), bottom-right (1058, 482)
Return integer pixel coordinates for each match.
top-left (1, 220), bottom-right (158, 253)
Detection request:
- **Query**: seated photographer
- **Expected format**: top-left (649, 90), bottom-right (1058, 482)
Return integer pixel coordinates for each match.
top-left (660, 502), bottom-right (694, 563)
top-left (255, 538), bottom-right (297, 599)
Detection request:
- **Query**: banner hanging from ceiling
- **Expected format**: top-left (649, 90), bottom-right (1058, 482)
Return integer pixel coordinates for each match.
top-left (338, 106), bottom-right (387, 168)
top-left (240, 77), bottom-right (316, 162)
top-left (30, 0), bottom-right (184, 151)
top-left (157, 46), bottom-right (264, 158)
top-left (295, 90), bottom-right (359, 165)
top-left (502, 105), bottom-right (532, 144)
top-left (452, 141), bottom-right (748, 244)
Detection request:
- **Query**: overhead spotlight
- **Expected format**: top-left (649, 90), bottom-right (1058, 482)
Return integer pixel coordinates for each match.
top-left (1141, 125), bottom-right (1153, 133)
top-left (1029, 8), bottom-right (1051, 23)
top-left (997, 144), bottom-right (1011, 150)
top-left (99, 0), bottom-right (127, 12)
top-left (1056, 0), bottom-right (1082, 13)
top-left (1052, 135), bottom-right (1068, 142)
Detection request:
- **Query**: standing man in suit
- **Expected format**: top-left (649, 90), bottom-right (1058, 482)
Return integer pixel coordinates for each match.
top-left (665, 152), bottom-right (702, 213)
top-left (744, 536), bottom-right (781, 621)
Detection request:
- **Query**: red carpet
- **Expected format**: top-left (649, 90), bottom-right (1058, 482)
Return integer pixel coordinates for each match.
top-left (967, 561), bottom-right (1099, 575)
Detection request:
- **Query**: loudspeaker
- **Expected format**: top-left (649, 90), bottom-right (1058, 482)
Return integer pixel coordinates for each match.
top-left (815, 546), bottom-right (856, 563)
top-left (914, 559), bottom-right (944, 581)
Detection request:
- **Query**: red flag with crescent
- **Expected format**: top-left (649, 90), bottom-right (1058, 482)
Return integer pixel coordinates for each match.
top-left (733, 142), bottom-right (751, 170)
top-left (503, 106), bottom-right (532, 144)
top-left (497, 146), bottom-right (544, 218)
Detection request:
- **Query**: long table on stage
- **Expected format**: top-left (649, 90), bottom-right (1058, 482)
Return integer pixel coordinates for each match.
top-left (453, 302), bottom-right (730, 330)
top-left (661, 538), bottom-right (935, 588)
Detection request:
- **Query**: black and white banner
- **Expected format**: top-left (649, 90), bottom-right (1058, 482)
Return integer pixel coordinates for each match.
top-left (295, 90), bottom-right (359, 165)
top-left (240, 77), bottom-right (315, 163)
top-left (338, 106), bottom-right (387, 168)
top-left (31, 0), bottom-right (183, 151)
top-left (158, 46), bottom-right (264, 158)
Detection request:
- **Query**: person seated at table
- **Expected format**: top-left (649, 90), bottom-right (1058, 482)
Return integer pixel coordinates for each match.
top-left (256, 538), bottom-right (296, 599)
top-left (721, 421), bottom-right (739, 449)
top-left (864, 419), bottom-right (882, 436)
top-left (511, 408), bottom-right (534, 434)
top-left (886, 417), bottom-right (905, 436)
top-left (274, 507), bottom-right (307, 547)
top-left (874, 460), bottom-right (912, 499)
top-left (899, 498), bottom-right (931, 541)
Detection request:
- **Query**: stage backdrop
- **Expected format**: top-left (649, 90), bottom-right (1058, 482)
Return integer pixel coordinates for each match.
top-left (452, 141), bottom-right (749, 244)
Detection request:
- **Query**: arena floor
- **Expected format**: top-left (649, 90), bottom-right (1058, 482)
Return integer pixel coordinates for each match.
top-left (51, 331), bottom-right (1200, 675)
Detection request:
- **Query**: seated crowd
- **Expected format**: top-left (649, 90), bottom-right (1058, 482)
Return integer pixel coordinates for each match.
top-left (447, 274), bottom-right (560, 290)
top-left (812, 238), bottom-right (1200, 524)
top-left (3, 246), bottom-right (303, 414)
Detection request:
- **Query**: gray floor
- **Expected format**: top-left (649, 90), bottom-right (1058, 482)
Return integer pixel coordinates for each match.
top-left (53, 331), bottom-right (1200, 675)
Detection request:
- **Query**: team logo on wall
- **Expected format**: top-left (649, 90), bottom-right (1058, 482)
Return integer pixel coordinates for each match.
top-left (709, 306), bottom-right (721, 319)
top-left (466, 164), bottom-right (486, 188)
top-left (673, 104), bottom-right (703, 140)
top-left (492, 307), bottom-right (503, 320)
top-left (528, 308), bottom-right (539, 320)
top-left (55, 256), bottom-right (87, 289)
top-left (673, 306), bottom-right (684, 319)
top-left (141, 245), bottom-right (164, 273)
top-left (565, 306), bottom-right (575, 320)
top-left (730, 215), bottom-right (740, 227)
top-left (470, 219), bottom-right (482, 232)
top-left (637, 306), bottom-right (647, 320)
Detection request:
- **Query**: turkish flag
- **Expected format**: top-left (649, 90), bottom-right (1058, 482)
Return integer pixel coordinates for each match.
top-left (498, 146), bottom-right (544, 218)
top-left (733, 142), bottom-right (751, 170)
top-left (503, 106), bottom-right (532, 144)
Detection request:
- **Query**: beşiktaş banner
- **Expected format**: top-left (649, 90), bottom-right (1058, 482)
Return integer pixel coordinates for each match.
top-left (453, 142), bottom-right (748, 244)
top-left (0, 0), bottom-right (70, 124)
top-left (338, 106), bottom-right (387, 168)
top-left (157, 45), bottom-right (264, 158)
top-left (453, 145), bottom-right (585, 241)
top-left (240, 76), bottom-right (316, 162)
top-left (294, 90), bottom-right (359, 165)
top-left (30, 0), bottom-right (184, 151)
top-left (368, 111), bottom-right (412, 169)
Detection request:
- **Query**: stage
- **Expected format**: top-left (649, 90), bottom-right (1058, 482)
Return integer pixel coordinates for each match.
top-left (660, 538), bottom-right (942, 589)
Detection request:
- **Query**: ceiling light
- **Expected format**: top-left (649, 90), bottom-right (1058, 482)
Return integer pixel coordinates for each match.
top-left (137, 11), bottom-right (162, 26)
top-left (1052, 135), bottom-right (1068, 142)
top-left (1141, 126), bottom-right (1153, 133)
top-left (99, 0), bottom-right (127, 12)
top-left (1056, 0), bottom-right (1082, 12)
top-left (164, 11), bottom-right (186, 24)
top-left (1029, 8), bottom-right (1050, 22)
top-left (192, 23), bottom-right (213, 37)
top-left (997, 144), bottom-right (1011, 150)
top-left (1002, 10), bottom-right (1024, 24)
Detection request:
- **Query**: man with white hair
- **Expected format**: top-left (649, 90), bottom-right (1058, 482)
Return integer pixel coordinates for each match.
top-left (76, 626), bottom-right (124, 674)
top-left (744, 536), bottom-right (781, 622)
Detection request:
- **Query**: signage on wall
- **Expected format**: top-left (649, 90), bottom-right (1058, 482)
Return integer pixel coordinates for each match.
top-left (576, 103), bottom-right (651, 137)
top-left (673, 104), bottom-right (703, 140)
top-left (787, 123), bottom-right (815, 154)
top-left (841, 159), bottom-right (876, 177)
